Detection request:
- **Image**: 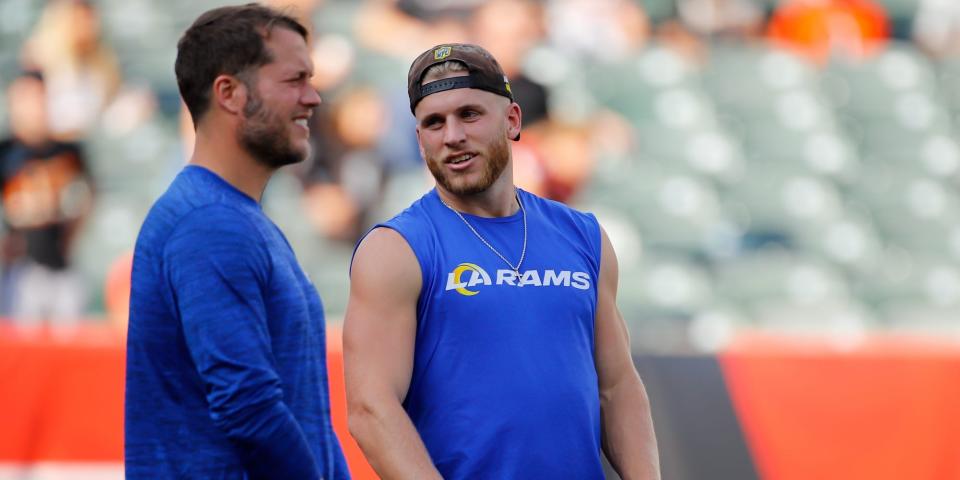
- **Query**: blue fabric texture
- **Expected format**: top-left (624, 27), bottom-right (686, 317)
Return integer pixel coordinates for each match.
top-left (370, 188), bottom-right (604, 479)
top-left (125, 166), bottom-right (348, 479)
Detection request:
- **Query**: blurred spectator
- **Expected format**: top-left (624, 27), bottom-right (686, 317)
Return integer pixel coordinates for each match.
top-left (377, 85), bottom-right (424, 174)
top-left (301, 87), bottom-right (389, 242)
top-left (20, 0), bottom-right (121, 140)
top-left (266, 0), bottom-right (324, 34)
top-left (655, 17), bottom-right (711, 64)
top-left (912, 0), bottom-right (960, 58)
top-left (396, 0), bottom-right (485, 20)
top-left (355, 0), bottom-right (469, 59)
top-left (767, 0), bottom-right (890, 64)
top-left (510, 139), bottom-right (550, 198)
top-left (178, 102), bottom-right (196, 161)
top-left (104, 251), bottom-right (132, 333)
top-left (469, 0), bottom-right (551, 126)
top-left (545, 0), bottom-right (650, 63)
top-left (525, 121), bottom-right (596, 202)
top-left (0, 71), bottom-right (93, 323)
top-left (677, 0), bottom-right (767, 40)
top-left (310, 32), bottom-right (356, 93)
top-left (464, 0), bottom-right (606, 202)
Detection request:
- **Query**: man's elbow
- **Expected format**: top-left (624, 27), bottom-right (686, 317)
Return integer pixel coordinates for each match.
top-left (347, 395), bottom-right (385, 444)
top-left (209, 397), bottom-right (288, 443)
top-left (600, 371), bottom-right (648, 407)
top-left (346, 401), bottom-right (370, 439)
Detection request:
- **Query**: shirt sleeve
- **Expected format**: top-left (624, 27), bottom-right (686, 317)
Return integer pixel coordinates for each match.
top-left (163, 204), bottom-right (322, 479)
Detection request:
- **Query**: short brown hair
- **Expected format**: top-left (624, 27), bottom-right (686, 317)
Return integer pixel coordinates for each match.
top-left (421, 59), bottom-right (469, 84)
top-left (174, 3), bottom-right (308, 123)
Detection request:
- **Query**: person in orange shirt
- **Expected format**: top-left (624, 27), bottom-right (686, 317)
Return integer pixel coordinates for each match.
top-left (767, 0), bottom-right (891, 63)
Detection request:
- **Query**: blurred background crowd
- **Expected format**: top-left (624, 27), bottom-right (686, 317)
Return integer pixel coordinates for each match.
top-left (2, 0), bottom-right (960, 353)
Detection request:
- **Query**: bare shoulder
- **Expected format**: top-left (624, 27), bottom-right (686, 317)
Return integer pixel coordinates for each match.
top-left (351, 227), bottom-right (421, 297)
top-left (598, 224), bottom-right (619, 281)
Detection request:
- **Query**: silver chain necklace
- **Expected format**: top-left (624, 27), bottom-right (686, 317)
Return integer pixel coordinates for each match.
top-left (440, 191), bottom-right (527, 275)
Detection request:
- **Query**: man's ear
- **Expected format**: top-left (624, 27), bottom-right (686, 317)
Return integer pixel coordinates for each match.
top-left (415, 126), bottom-right (426, 160)
top-left (212, 74), bottom-right (248, 116)
top-left (506, 101), bottom-right (522, 141)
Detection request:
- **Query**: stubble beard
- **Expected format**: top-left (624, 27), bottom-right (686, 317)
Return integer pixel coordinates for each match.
top-left (237, 90), bottom-right (308, 169)
top-left (426, 128), bottom-right (511, 196)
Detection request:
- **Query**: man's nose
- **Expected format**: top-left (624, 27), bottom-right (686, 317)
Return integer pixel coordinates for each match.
top-left (302, 86), bottom-right (321, 107)
top-left (443, 118), bottom-right (466, 147)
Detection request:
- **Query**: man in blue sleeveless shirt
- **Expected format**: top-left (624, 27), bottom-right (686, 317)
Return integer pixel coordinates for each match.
top-left (345, 43), bottom-right (660, 479)
top-left (125, 5), bottom-right (348, 479)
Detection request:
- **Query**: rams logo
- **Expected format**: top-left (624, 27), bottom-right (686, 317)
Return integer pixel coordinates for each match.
top-left (434, 46), bottom-right (452, 60)
top-left (445, 262), bottom-right (591, 296)
top-left (447, 263), bottom-right (490, 296)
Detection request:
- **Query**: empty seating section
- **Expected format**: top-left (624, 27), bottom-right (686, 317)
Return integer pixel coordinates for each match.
top-left (571, 38), bottom-right (960, 348)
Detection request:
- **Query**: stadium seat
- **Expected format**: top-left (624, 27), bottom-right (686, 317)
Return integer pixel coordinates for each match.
top-left (304, 241), bottom-right (355, 319)
top-left (714, 250), bottom-right (852, 307)
top-left (851, 254), bottom-right (960, 310)
top-left (722, 165), bottom-right (847, 236)
top-left (686, 302), bottom-right (755, 352)
top-left (618, 251), bottom-right (716, 353)
top-left (585, 45), bottom-right (711, 129)
top-left (791, 214), bottom-right (884, 273)
top-left (704, 43), bottom-right (819, 123)
top-left (750, 298), bottom-right (877, 341)
top-left (935, 57), bottom-right (960, 124)
top-left (740, 121), bottom-right (859, 182)
top-left (85, 120), bottom-right (180, 198)
top-left (262, 170), bottom-right (321, 263)
top-left (621, 251), bottom-right (715, 313)
top-left (846, 168), bottom-right (960, 256)
top-left (634, 124), bottom-right (746, 184)
top-left (880, 302), bottom-right (960, 336)
top-left (858, 119), bottom-right (955, 163)
top-left (71, 195), bottom-right (151, 313)
top-left (370, 168), bottom-right (433, 224)
top-left (823, 42), bottom-right (939, 123)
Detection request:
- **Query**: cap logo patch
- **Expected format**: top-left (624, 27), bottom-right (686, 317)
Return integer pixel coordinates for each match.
top-left (434, 46), bottom-right (452, 60)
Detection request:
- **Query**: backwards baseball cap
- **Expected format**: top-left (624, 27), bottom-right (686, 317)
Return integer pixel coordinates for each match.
top-left (407, 43), bottom-right (514, 115)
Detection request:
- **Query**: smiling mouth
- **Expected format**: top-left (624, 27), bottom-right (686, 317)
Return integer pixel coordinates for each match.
top-left (447, 153), bottom-right (475, 165)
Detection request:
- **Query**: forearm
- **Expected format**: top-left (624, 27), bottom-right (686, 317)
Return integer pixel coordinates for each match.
top-left (601, 377), bottom-right (661, 480)
top-left (349, 399), bottom-right (442, 480)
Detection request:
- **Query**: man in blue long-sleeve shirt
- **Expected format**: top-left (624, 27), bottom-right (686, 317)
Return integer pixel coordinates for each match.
top-left (124, 4), bottom-right (348, 478)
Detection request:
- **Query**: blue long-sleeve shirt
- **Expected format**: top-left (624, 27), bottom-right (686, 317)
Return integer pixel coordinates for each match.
top-left (125, 165), bottom-right (348, 479)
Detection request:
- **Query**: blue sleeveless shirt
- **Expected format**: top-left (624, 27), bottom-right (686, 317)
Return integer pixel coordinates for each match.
top-left (374, 188), bottom-right (604, 479)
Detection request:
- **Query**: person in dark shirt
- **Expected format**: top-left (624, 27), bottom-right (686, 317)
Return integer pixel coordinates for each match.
top-left (0, 70), bottom-right (93, 322)
top-left (124, 4), bottom-right (349, 479)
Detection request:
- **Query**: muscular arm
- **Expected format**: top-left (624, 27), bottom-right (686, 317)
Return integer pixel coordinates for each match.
top-left (344, 227), bottom-right (442, 479)
top-left (595, 227), bottom-right (661, 480)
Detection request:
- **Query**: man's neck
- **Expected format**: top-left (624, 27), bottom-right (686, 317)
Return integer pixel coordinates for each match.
top-left (436, 179), bottom-right (519, 218)
top-left (189, 128), bottom-right (273, 203)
